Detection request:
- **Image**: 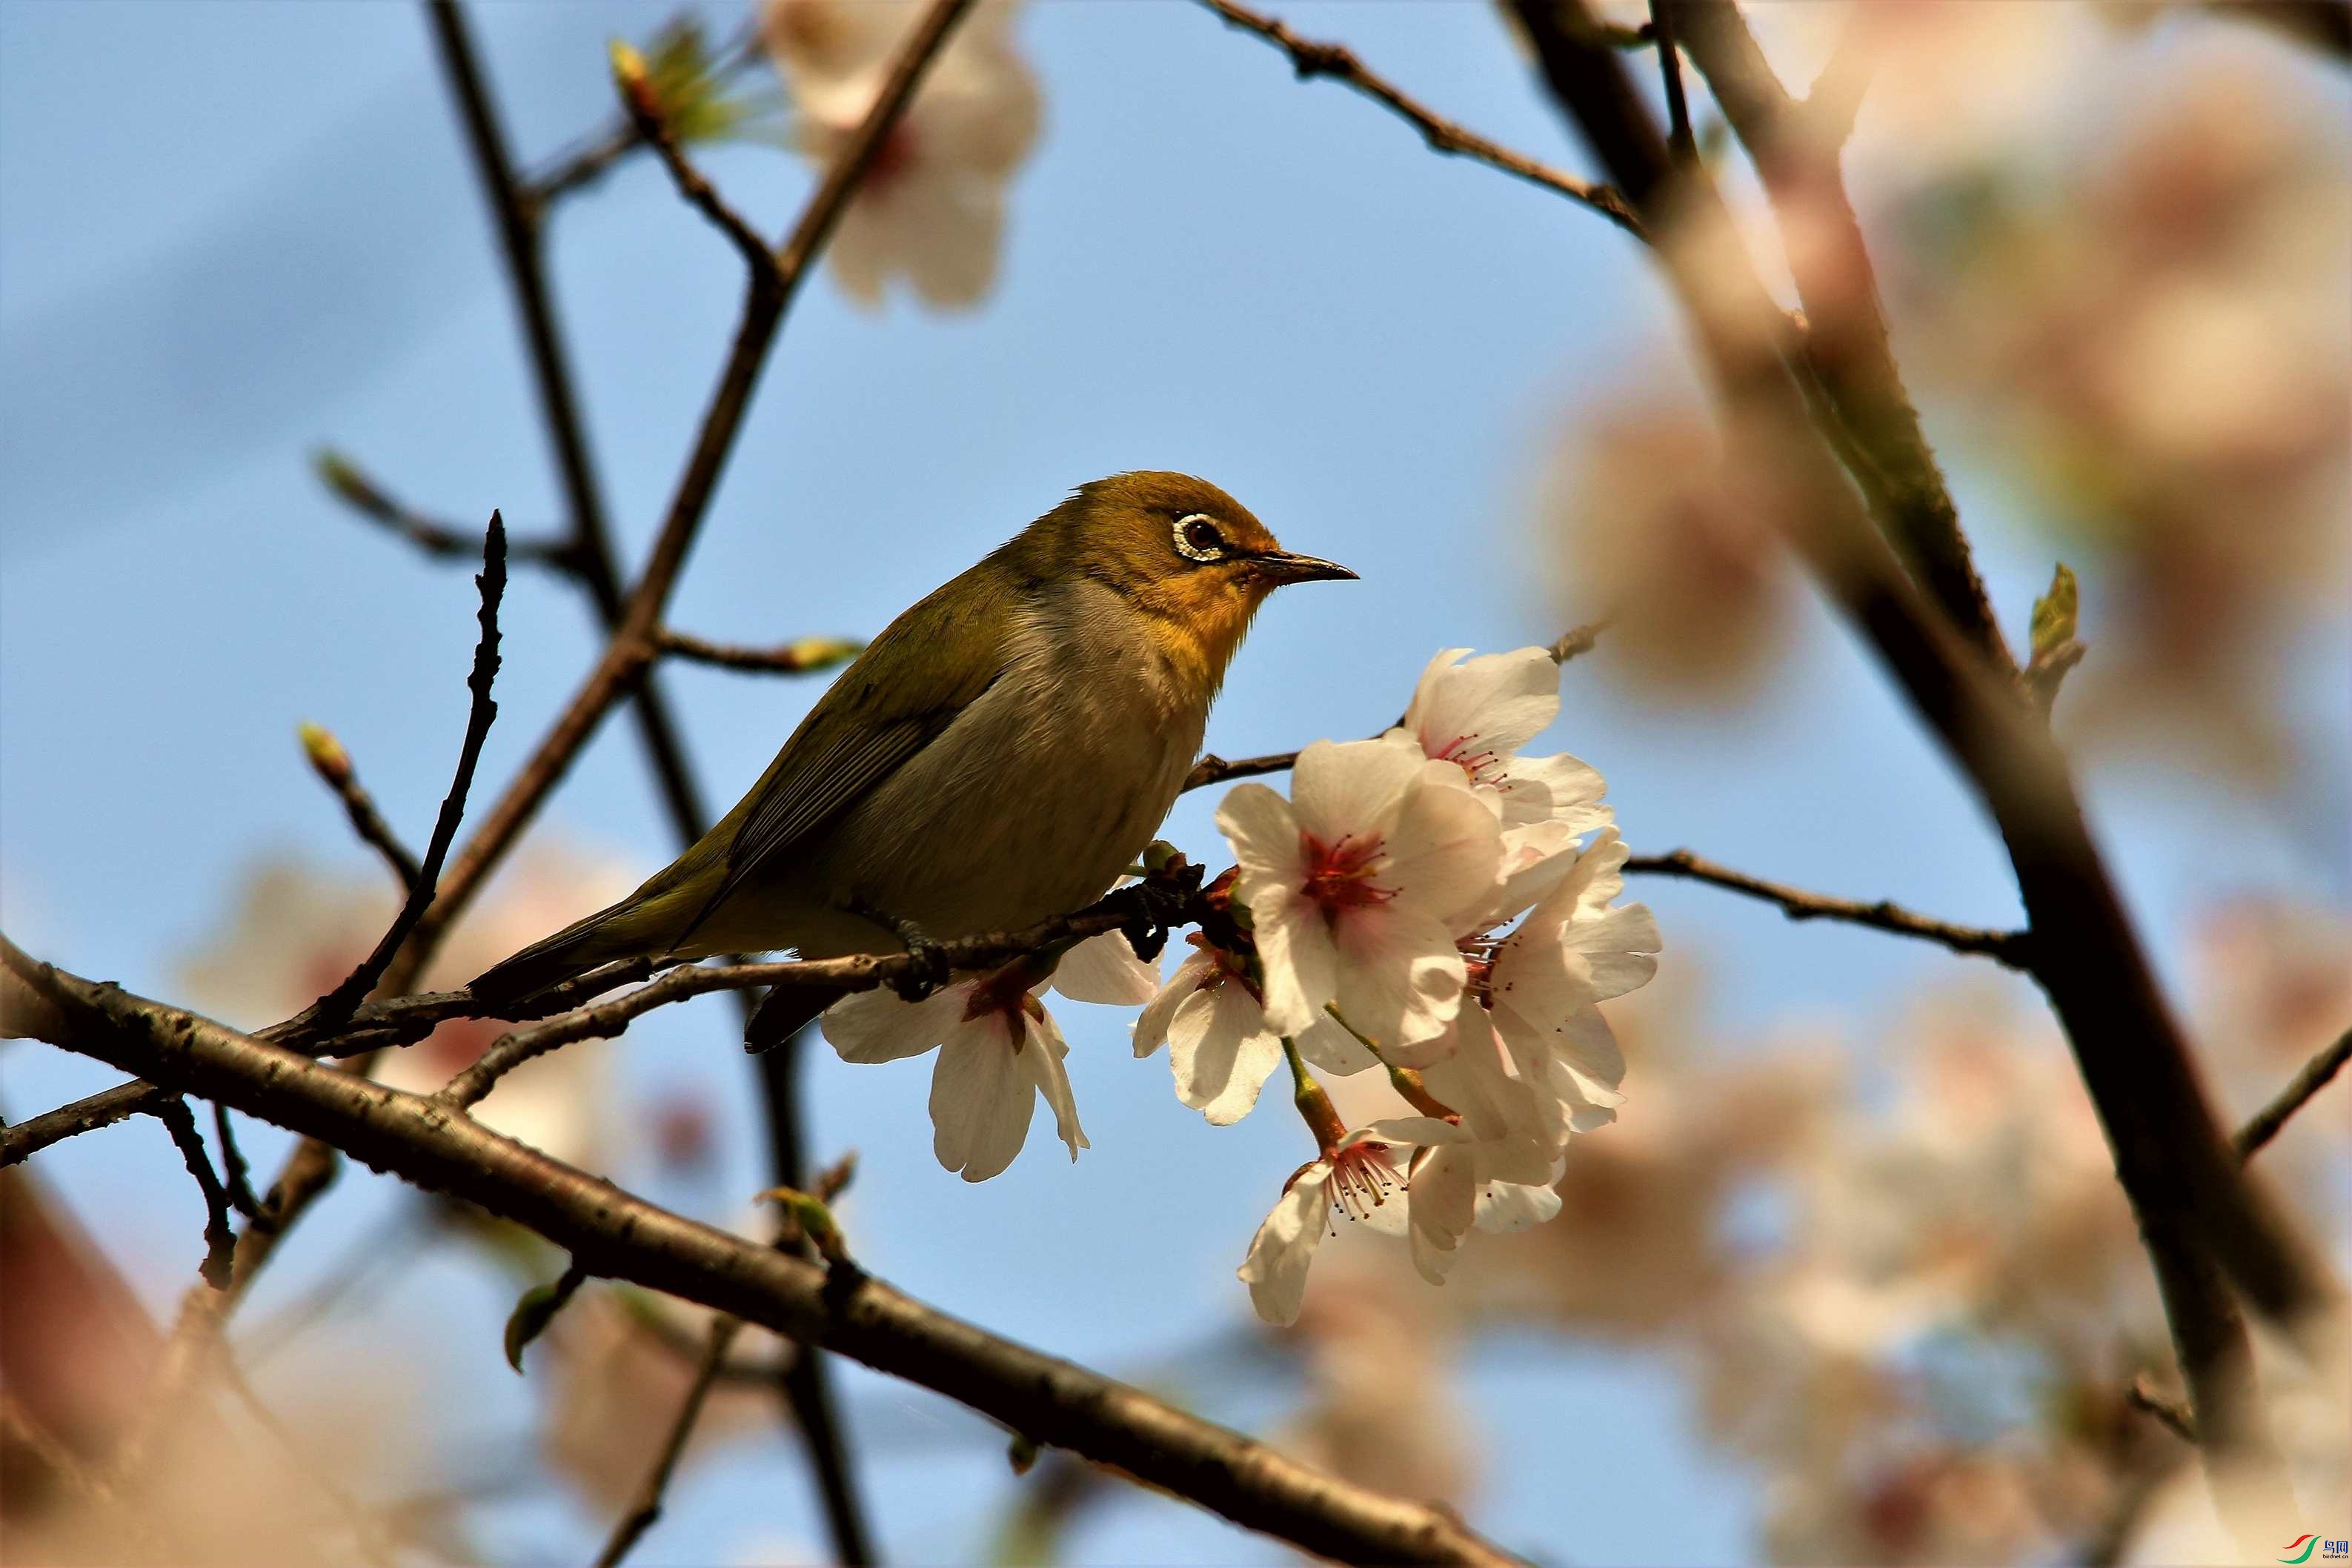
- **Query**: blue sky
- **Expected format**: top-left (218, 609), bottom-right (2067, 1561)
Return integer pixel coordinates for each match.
top-left (3, 4), bottom-right (2345, 1564)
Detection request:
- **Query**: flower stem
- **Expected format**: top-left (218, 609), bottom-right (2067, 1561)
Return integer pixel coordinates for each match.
top-left (1282, 1038), bottom-right (1349, 1154)
top-left (1386, 1065), bottom-right (1459, 1123)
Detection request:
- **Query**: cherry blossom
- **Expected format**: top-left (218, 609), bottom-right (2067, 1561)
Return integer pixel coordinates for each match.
top-left (820, 931), bottom-right (1141, 1180)
top-left (1238, 1117), bottom-right (1468, 1326)
top-left (1395, 645), bottom-right (1610, 837)
top-left (1217, 734), bottom-right (1504, 1057)
top-left (760, 0), bottom-right (1040, 309)
top-left (1132, 876), bottom-right (1376, 1125)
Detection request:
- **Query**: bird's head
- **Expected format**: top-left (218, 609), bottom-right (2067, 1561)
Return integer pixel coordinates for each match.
top-left (1014, 471), bottom-right (1355, 690)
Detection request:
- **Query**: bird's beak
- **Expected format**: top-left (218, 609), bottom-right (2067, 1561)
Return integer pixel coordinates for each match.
top-left (1252, 549), bottom-right (1358, 584)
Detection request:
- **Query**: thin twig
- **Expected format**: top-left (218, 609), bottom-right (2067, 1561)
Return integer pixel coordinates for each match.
top-left (2128, 1373), bottom-right (2198, 1446)
top-left (1196, 0), bottom-right (1644, 239)
top-left (303, 516), bottom-right (507, 1029)
top-left (210, 1101), bottom-right (265, 1219)
top-left (1182, 619), bottom-right (1609, 792)
top-left (0, 1080), bottom-right (173, 1168)
top-left (2233, 1023), bottom-right (2352, 1160)
top-left (612, 46), bottom-right (779, 280)
top-left (154, 1097), bottom-right (239, 1291)
top-left (1648, 2), bottom-right (1696, 166)
top-left (297, 723), bottom-right (424, 894)
top-left (656, 628), bottom-right (863, 675)
top-left (1623, 848), bottom-right (2032, 968)
top-left (595, 1314), bottom-right (746, 1568)
top-left (313, 452), bottom-right (576, 573)
top-left (3, 943), bottom-right (1527, 1568)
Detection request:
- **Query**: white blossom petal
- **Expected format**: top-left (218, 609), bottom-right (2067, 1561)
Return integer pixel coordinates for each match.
top-left (823, 983), bottom-right (969, 1063)
top-left (1169, 984), bottom-right (1286, 1126)
top-left (1019, 1007), bottom-right (1088, 1162)
top-left (928, 1018), bottom-right (1032, 1181)
top-left (1052, 930), bottom-right (1160, 1006)
top-left (1288, 735), bottom-right (1423, 846)
top-left (1132, 950), bottom-right (1215, 1057)
top-left (1239, 1164), bottom-right (1334, 1326)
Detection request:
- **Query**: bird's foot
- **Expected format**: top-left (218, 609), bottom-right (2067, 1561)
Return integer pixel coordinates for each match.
top-left (1113, 846), bottom-right (1206, 964)
top-left (853, 901), bottom-right (951, 1003)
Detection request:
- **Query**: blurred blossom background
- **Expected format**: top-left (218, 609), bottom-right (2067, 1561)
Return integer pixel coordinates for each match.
top-left (1, 1), bottom-right (2345, 1564)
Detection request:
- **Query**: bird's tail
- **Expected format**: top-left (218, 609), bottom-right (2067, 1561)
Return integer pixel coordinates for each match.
top-left (469, 901), bottom-right (643, 1006)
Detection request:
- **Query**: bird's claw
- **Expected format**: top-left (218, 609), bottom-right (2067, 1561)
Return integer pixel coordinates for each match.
top-left (891, 935), bottom-right (951, 1003)
top-left (1115, 854), bottom-right (1205, 964)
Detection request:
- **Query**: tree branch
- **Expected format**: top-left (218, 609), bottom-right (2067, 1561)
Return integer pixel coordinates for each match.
top-left (313, 451), bottom-right (578, 574)
top-left (297, 722), bottom-right (424, 894)
top-left (1501, 0), bottom-right (2330, 1528)
top-left (303, 514), bottom-right (507, 1028)
top-left (1195, 0), bottom-right (1644, 239)
top-left (2233, 1023), bottom-right (2352, 1160)
top-left (153, 1097), bottom-right (238, 1291)
top-left (0, 944), bottom-right (1525, 1568)
top-left (1663, 1), bottom-right (2013, 669)
top-left (657, 628), bottom-right (864, 675)
top-left (1623, 848), bottom-right (2031, 966)
top-left (0, 1080), bottom-right (173, 1168)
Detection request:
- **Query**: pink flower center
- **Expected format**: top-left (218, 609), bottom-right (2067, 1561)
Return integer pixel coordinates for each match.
top-left (1328, 1140), bottom-right (1401, 1222)
top-left (961, 966), bottom-right (1045, 1051)
top-left (1429, 731), bottom-right (1506, 788)
top-left (1300, 831), bottom-right (1395, 915)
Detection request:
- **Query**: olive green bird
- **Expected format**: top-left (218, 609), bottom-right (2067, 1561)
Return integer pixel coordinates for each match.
top-left (470, 471), bottom-right (1355, 1050)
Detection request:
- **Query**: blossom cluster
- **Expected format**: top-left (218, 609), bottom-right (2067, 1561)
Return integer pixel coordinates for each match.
top-left (823, 646), bottom-right (1660, 1323)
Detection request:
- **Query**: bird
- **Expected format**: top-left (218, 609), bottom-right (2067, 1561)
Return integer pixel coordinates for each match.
top-left (470, 471), bottom-right (1355, 1050)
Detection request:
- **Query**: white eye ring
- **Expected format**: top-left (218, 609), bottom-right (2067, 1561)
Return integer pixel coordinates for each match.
top-left (1173, 513), bottom-right (1226, 562)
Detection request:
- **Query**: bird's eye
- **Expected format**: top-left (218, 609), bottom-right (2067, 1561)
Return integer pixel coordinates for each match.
top-left (1174, 513), bottom-right (1226, 562)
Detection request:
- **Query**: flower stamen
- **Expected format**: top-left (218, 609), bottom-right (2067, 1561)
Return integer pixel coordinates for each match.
top-left (1300, 831), bottom-right (1397, 914)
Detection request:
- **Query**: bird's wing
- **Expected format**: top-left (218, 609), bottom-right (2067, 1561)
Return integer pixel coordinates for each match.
top-left (682, 565), bottom-right (1016, 935)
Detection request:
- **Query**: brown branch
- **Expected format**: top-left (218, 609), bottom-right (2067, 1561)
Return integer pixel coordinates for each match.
top-left (2128, 1373), bottom-right (2198, 1446)
top-left (0, 1080), bottom-right (172, 1168)
top-left (1, 944), bottom-right (1526, 1568)
top-left (303, 515), bottom-right (507, 1028)
top-left (153, 1097), bottom-right (238, 1291)
top-left (1196, 0), bottom-right (1645, 239)
top-left (297, 723), bottom-right (424, 894)
top-left (612, 45), bottom-right (779, 280)
top-left (2233, 1023), bottom-right (2352, 1160)
top-left (313, 451), bottom-right (578, 574)
top-left (1647, 2), bottom-right (1696, 167)
top-left (1624, 848), bottom-right (2030, 967)
top-left (594, 1313), bottom-right (745, 1568)
top-left (1182, 619), bottom-right (1609, 793)
top-left (657, 628), bottom-right (864, 675)
top-left (210, 1101), bottom-right (264, 1218)
top-left (1502, 0), bottom-right (2328, 1529)
top-left (1663, 1), bottom-right (2013, 670)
